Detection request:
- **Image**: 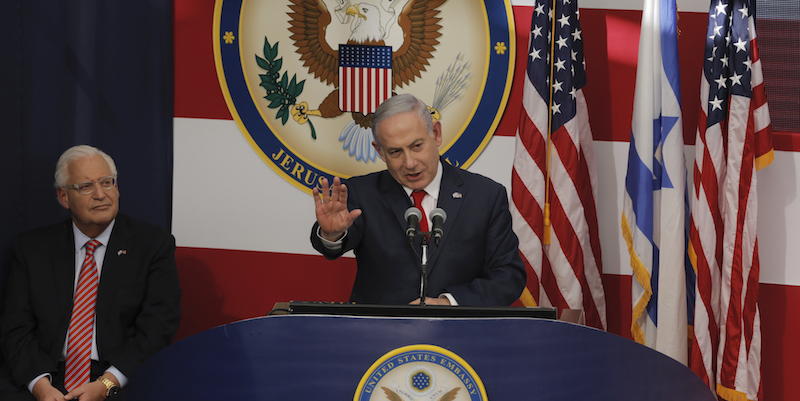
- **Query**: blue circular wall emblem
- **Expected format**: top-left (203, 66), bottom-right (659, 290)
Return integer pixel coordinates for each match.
top-left (214, 0), bottom-right (515, 193)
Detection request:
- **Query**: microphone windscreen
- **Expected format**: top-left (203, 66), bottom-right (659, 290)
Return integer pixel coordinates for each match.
top-left (430, 208), bottom-right (447, 223)
top-left (405, 207), bottom-right (422, 221)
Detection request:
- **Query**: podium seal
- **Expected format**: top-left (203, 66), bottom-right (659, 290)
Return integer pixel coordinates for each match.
top-left (354, 344), bottom-right (487, 401)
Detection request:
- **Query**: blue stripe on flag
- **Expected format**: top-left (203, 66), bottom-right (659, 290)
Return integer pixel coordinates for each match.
top-left (624, 134), bottom-right (655, 241)
top-left (660, 0), bottom-right (681, 107)
top-left (623, 0), bottom-right (690, 363)
top-left (625, 132), bottom-right (663, 326)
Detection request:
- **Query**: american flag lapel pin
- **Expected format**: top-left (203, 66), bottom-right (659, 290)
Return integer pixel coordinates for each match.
top-left (452, 192), bottom-right (463, 199)
top-left (117, 249), bottom-right (127, 256)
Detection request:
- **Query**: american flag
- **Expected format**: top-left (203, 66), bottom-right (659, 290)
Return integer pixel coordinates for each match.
top-left (510, 0), bottom-right (606, 330)
top-left (621, 0), bottom-right (693, 364)
top-left (689, 0), bottom-right (773, 399)
top-left (338, 44), bottom-right (392, 115)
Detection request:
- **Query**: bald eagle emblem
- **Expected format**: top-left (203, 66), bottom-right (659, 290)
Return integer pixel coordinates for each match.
top-left (382, 386), bottom-right (460, 401)
top-left (214, 1), bottom-right (515, 192)
top-left (277, 0), bottom-right (455, 164)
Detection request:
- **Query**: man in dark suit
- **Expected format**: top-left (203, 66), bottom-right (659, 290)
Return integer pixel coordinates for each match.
top-left (0, 145), bottom-right (181, 401)
top-left (311, 94), bottom-right (525, 306)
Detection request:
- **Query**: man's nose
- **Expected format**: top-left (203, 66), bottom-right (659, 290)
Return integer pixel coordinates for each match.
top-left (404, 153), bottom-right (418, 169)
top-left (93, 185), bottom-right (107, 199)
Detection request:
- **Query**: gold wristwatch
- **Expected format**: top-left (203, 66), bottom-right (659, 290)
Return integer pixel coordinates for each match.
top-left (96, 376), bottom-right (120, 397)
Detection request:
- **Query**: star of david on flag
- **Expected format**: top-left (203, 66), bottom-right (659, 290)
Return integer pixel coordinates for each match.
top-left (621, 0), bottom-right (693, 366)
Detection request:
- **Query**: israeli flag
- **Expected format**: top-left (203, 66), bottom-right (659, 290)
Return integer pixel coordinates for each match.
top-left (621, 0), bottom-right (691, 365)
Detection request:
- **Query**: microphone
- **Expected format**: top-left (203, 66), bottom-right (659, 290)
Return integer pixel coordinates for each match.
top-left (404, 207), bottom-right (422, 242)
top-left (430, 208), bottom-right (447, 245)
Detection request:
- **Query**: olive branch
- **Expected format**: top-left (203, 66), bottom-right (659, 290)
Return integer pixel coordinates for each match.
top-left (256, 37), bottom-right (314, 138)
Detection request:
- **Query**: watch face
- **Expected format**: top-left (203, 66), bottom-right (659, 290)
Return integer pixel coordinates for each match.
top-left (108, 386), bottom-right (119, 397)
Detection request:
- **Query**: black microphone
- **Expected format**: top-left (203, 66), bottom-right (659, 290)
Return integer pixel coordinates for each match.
top-left (430, 208), bottom-right (447, 245)
top-left (404, 207), bottom-right (422, 242)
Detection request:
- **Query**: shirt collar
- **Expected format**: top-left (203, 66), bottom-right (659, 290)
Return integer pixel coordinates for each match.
top-left (402, 160), bottom-right (443, 202)
top-left (72, 219), bottom-right (116, 252)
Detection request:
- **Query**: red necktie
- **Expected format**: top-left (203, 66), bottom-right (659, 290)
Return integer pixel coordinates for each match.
top-left (65, 239), bottom-right (101, 391)
top-left (412, 190), bottom-right (429, 234)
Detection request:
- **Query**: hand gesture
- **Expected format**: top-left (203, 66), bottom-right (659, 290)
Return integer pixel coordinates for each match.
top-left (313, 177), bottom-right (362, 241)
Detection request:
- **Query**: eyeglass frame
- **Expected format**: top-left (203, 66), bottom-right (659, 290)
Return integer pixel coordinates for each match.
top-left (61, 175), bottom-right (118, 195)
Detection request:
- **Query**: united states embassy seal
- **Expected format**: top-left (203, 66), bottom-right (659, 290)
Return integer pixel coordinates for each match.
top-left (354, 344), bottom-right (487, 401)
top-left (213, 0), bottom-right (515, 193)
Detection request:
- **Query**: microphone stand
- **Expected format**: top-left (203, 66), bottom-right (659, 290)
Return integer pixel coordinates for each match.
top-left (408, 231), bottom-right (442, 307)
top-left (420, 234), bottom-right (429, 306)
top-left (406, 207), bottom-right (446, 307)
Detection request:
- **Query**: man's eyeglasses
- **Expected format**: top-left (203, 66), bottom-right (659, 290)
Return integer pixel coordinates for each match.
top-left (62, 176), bottom-right (117, 195)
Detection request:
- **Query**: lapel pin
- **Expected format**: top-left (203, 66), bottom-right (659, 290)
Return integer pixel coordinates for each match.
top-left (117, 250), bottom-right (127, 256)
top-left (452, 192), bottom-right (463, 199)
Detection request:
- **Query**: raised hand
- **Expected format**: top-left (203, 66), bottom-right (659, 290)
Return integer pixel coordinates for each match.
top-left (313, 177), bottom-right (362, 241)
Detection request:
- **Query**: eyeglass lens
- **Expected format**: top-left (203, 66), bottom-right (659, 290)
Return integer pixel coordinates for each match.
top-left (75, 177), bottom-right (116, 194)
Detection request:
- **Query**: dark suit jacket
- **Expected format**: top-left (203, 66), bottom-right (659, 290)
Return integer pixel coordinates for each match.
top-left (0, 214), bottom-right (181, 390)
top-left (311, 160), bottom-right (525, 306)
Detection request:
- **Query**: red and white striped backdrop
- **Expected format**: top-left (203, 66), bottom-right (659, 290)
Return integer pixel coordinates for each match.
top-left (173, 1), bottom-right (800, 399)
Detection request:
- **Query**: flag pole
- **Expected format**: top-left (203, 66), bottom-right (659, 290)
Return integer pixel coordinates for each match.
top-left (543, 0), bottom-right (557, 245)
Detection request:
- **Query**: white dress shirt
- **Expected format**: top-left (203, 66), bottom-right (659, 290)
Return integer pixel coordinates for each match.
top-left (27, 220), bottom-right (129, 392)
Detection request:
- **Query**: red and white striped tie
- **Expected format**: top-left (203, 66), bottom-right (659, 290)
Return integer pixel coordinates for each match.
top-left (65, 239), bottom-right (101, 391)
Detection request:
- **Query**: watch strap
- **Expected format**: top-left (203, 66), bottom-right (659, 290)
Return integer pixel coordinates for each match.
top-left (96, 376), bottom-right (118, 397)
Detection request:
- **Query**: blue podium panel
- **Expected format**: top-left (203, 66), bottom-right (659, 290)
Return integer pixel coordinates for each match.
top-left (127, 315), bottom-right (714, 400)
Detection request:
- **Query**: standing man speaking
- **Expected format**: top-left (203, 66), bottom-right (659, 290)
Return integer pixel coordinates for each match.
top-left (311, 94), bottom-right (525, 306)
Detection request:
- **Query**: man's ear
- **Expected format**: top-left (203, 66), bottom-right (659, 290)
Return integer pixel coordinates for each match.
top-left (372, 141), bottom-right (386, 162)
top-left (432, 120), bottom-right (443, 147)
top-left (56, 188), bottom-right (70, 210)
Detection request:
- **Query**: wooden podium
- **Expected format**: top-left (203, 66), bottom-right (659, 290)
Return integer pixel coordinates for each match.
top-left (127, 308), bottom-right (714, 400)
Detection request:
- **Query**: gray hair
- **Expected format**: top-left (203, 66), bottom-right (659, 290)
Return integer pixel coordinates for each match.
top-left (54, 145), bottom-right (117, 187)
top-left (371, 93), bottom-right (434, 150)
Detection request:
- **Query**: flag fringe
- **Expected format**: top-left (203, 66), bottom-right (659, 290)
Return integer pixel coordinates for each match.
top-left (716, 383), bottom-right (754, 401)
top-left (519, 287), bottom-right (538, 307)
top-left (687, 241), bottom-right (699, 275)
top-left (755, 149), bottom-right (774, 171)
top-left (621, 212), bottom-right (652, 345)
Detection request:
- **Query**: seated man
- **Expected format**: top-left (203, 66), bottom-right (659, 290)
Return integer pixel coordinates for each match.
top-left (0, 145), bottom-right (181, 400)
top-left (311, 94), bottom-right (526, 306)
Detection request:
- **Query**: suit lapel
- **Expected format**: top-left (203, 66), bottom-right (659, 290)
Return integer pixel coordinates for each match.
top-left (378, 170), bottom-right (414, 233)
top-left (54, 222), bottom-right (77, 329)
top-left (96, 216), bottom-right (131, 323)
top-left (427, 161), bottom-right (465, 273)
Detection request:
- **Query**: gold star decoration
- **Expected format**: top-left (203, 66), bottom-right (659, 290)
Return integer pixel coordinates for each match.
top-left (223, 31), bottom-right (235, 44)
